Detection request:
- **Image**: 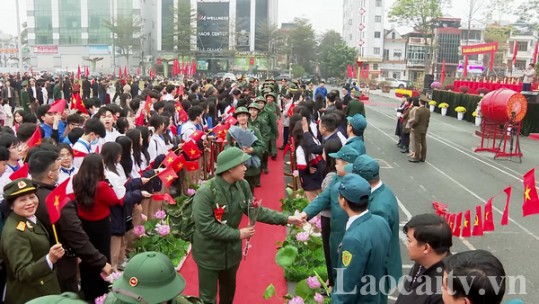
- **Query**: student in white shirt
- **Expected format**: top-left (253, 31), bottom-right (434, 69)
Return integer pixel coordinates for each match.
top-left (96, 107), bottom-right (121, 150)
top-left (72, 119), bottom-right (106, 168)
top-left (148, 115), bottom-right (169, 162)
top-left (57, 143), bottom-right (79, 184)
top-left (180, 106), bottom-right (203, 142)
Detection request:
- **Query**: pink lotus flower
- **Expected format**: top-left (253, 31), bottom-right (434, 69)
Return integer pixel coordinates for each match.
top-left (314, 293), bottom-right (324, 303)
top-left (94, 294), bottom-right (107, 304)
top-left (154, 209), bottom-right (166, 220)
top-left (156, 223), bottom-right (171, 236)
top-left (133, 225), bottom-right (146, 238)
top-left (296, 232), bottom-right (310, 242)
top-left (186, 188), bottom-right (196, 196)
top-left (309, 216), bottom-right (322, 230)
top-left (306, 276), bottom-right (321, 289)
top-left (288, 296), bottom-right (304, 304)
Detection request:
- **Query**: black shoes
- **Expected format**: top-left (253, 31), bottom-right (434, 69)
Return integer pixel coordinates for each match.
top-left (400, 148), bottom-right (409, 153)
top-left (408, 158), bottom-right (420, 163)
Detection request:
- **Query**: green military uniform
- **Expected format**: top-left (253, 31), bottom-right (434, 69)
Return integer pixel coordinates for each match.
top-left (192, 147), bottom-right (289, 304)
top-left (345, 90), bottom-right (366, 117)
top-left (53, 82), bottom-right (63, 101)
top-left (226, 107), bottom-right (265, 191)
top-left (248, 103), bottom-right (270, 186)
top-left (26, 292), bottom-right (86, 304)
top-left (0, 178), bottom-right (62, 304)
top-left (330, 174), bottom-right (391, 304)
top-left (20, 81), bottom-right (30, 113)
top-left (345, 155), bottom-right (402, 304)
top-left (263, 91), bottom-right (281, 119)
top-left (255, 97), bottom-right (279, 158)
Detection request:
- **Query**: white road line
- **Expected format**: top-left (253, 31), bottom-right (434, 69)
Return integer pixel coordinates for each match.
top-left (397, 198), bottom-right (412, 221)
top-left (368, 116), bottom-right (539, 243)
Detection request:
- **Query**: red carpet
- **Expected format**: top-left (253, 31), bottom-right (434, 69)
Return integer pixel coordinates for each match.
top-left (180, 141), bottom-right (287, 303)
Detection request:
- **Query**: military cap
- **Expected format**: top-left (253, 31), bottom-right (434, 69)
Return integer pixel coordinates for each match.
top-left (264, 91), bottom-right (277, 100)
top-left (346, 114), bottom-right (367, 131)
top-left (22, 80), bottom-right (29, 86)
top-left (215, 147), bottom-right (251, 175)
top-left (26, 292), bottom-right (87, 304)
top-left (3, 178), bottom-right (36, 202)
top-left (111, 252), bottom-right (186, 304)
top-left (344, 154), bottom-right (380, 181)
top-left (248, 102), bottom-right (261, 111)
top-left (328, 145), bottom-right (360, 163)
top-left (288, 83), bottom-right (299, 92)
top-left (351, 89), bottom-right (362, 98)
top-left (233, 106), bottom-right (250, 117)
top-left (254, 96), bottom-right (266, 104)
top-left (337, 173), bottom-right (371, 205)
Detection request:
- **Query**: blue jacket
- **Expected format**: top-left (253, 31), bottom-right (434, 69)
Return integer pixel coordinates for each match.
top-left (331, 211), bottom-right (391, 304)
top-left (345, 136), bottom-right (366, 155)
top-left (303, 175), bottom-right (347, 274)
top-left (314, 86), bottom-right (328, 99)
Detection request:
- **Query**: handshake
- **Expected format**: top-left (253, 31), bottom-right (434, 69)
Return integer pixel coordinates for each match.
top-left (287, 211), bottom-right (308, 227)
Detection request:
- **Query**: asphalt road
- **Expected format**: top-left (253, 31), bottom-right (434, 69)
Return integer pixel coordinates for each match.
top-left (357, 89), bottom-right (538, 302)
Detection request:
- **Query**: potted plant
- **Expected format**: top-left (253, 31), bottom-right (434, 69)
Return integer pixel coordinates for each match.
top-left (472, 111), bottom-right (481, 126)
top-left (380, 81), bottom-right (391, 93)
top-left (459, 86), bottom-right (470, 94)
top-left (445, 84), bottom-right (454, 91)
top-left (455, 106), bottom-right (467, 120)
top-left (438, 102), bottom-right (449, 116)
top-left (428, 100), bottom-right (437, 112)
top-left (477, 87), bottom-right (489, 96)
top-left (430, 81), bottom-right (442, 90)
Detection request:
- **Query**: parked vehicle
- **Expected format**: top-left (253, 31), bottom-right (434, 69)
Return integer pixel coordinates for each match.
top-left (384, 78), bottom-right (407, 88)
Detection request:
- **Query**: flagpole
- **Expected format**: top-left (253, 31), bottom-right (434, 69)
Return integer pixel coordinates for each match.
top-left (52, 224), bottom-right (60, 244)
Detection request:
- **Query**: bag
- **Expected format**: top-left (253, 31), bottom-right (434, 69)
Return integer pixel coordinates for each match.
top-left (166, 178), bottom-right (250, 243)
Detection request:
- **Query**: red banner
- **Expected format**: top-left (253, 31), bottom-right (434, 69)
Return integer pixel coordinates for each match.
top-left (461, 42), bottom-right (498, 55)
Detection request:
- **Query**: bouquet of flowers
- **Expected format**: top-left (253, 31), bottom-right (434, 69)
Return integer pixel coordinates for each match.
top-left (243, 197), bottom-right (262, 260)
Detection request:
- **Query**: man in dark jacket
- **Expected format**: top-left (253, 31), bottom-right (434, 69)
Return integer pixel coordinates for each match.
top-left (395, 214), bottom-right (452, 304)
top-left (82, 76), bottom-right (91, 99)
top-left (29, 150), bottom-right (112, 292)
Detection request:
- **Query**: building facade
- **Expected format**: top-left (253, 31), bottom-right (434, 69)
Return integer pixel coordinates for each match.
top-left (381, 28), bottom-right (406, 80)
top-left (343, 0), bottom-right (385, 79)
top-left (26, 0), bottom-right (142, 73)
top-left (505, 21), bottom-right (538, 77)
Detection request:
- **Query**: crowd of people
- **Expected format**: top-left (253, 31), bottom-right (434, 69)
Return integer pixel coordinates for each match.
top-left (0, 70), bottom-right (514, 304)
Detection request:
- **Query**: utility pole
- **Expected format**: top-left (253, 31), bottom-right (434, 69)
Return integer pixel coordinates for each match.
top-left (16, 0), bottom-right (23, 74)
top-left (112, 0), bottom-right (116, 69)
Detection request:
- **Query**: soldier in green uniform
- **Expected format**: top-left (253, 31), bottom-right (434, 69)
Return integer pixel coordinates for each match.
top-left (345, 90), bottom-right (366, 118)
top-left (254, 96), bottom-right (278, 162)
top-left (20, 80), bottom-right (30, 113)
top-left (27, 292), bottom-right (87, 304)
top-left (248, 102), bottom-right (270, 187)
top-left (263, 91), bottom-right (280, 119)
top-left (98, 251), bottom-right (197, 304)
top-left (192, 147), bottom-right (304, 304)
top-left (0, 178), bottom-right (65, 304)
top-left (225, 107), bottom-right (265, 192)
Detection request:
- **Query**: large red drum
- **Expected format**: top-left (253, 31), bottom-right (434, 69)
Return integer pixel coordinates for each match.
top-left (480, 89), bottom-right (527, 124)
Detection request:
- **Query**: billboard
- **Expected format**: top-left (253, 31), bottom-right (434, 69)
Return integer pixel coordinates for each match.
top-left (197, 1), bottom-right (230, 52)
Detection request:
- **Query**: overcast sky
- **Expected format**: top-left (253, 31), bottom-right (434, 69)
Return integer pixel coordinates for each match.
top-left (0, 0), bottom-right (522, 37)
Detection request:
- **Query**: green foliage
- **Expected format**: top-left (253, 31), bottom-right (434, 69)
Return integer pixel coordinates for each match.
top-left (291, 64), bottom-right (306, 78)
top-left (287, 18), bottom-right (318, 74)
top-left (319, 38), bottom-right (358, 79)
top-left (516, 0), bottom-right (539, 28)
top-left (263, 284), bottom-right (276, 300)
top-left (102, 16), bottom-right (142, 66)
top-left (275, 245), bottom-right (298, 267)
top-left (280, 191), bottom-right (309, 214)
top-left (295, 279), bottom-right (315, 298)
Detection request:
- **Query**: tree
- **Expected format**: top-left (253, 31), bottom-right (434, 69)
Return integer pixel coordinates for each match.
top-left (389, 0), bottom-right (442, 73)
top-left (172, 0), bottom-right (197, 58)
top-left (255, 19), bottom-right (286, 76)
top-left (318, 31), bottom-right (357, 79)
top-left (516, 0), bottom-right (539, 28)
top-left (484, 25), bottom-right (511, 74)
top-left (102, 15), bottom-right (143, 67)
top-left (486, 0), bottom-right (515, 25)
top-left (286, 18), bottom-right (318, 74)
top-left (462, 0), bottom-right (487, 45)
top-left (291, 64), bottom-right (305, 78)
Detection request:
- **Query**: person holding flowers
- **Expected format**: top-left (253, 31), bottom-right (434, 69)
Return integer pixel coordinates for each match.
top-left (192, 147), bottom-right (305, 304)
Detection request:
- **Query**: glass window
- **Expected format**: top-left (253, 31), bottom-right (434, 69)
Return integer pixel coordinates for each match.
top-left (88, 0), bottom-right (111, 44)
top-left (374, 32), bottom-right (381, 38)
top-left (517, 41), bottom-right (528, 52)
top-left (394, 49), bottom-right (402, 58)
top-left (515, 60), bottom-right (526, 70)
top-left (161, 0), bottom-right (175, 51)
top-left (374, 47), bottom-right (380, 54)
top-left (34, 0), bottom-right (53, 44)
top-left (376, 0), bottom-right (382, 7)
top-left (383, 49), bottom-right (389, 60)
top-left (373, 63), bottom-right (379, 70)
top-left (59, 0), bottom-right (81, 44)
top-left (117, 0), bottom-right (133, 17)
top-left (375, 16), bottom-right (381, 23)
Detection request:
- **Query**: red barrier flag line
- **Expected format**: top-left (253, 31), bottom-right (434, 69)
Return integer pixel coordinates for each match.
top-left (448, 214), bottom-right (456, 232)
top-left (472, 205), bottom-right (484, 236)
top-left (501, 186), bottom-right (512, 225)
top-left (453, 212), bottom-right (462, 237)
top-left (484, 198), bottom-right (495, 231)
top-left (522, 168), bottom-right (539, 217)
top-left (462, 210), bottom-right (472, 237)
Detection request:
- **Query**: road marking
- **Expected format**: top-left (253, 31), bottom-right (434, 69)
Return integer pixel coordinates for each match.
top-left (397, 198), bottom-right (412, 221)
top-left (368, 116), bottom-right (539, 243)
top-left (377, 159), bottom-right (393, 169)
top-left (419, 184), bottom-right (427, 192)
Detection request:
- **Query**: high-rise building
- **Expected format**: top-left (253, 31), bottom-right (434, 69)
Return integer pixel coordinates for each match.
top-left (26, 0), bottom-right (142, 73)
top-left (343, 0), bottom-right (385, 78)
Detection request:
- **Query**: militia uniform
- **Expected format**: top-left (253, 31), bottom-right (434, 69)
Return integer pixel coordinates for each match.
top-left (331, 174), bottom-right (391, 304)
top-left (192, 147), bottom-right (290, 304)
top-left (0, 179), bottom-right (62, 304)
top-left (248, 102), bottom-right (271, 186)
top-left (345, 114), bottom-right (367, 155)
top-left (345, 90), bottom-right (366, 118)
top-left (254, 96), bottom-right (279, 161)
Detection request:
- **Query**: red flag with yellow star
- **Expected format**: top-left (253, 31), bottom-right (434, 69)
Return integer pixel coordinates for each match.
top-left (26, 126), bottom-right (42, 149)
top-left (157, 167), bottom-right (178, 188)
top-left (472, 205), bottom-right (484, 236)
top-left (483, 198), bottom-right (495, 231)
top-left (501, 186), bottom-right (512, 225)
top-left (185, 160), bottom-right (199, 172)
top-left (462, 209), bottom-right (472, 237)
top-left (163, 150), bottom-right (178, 168)
top-left (45, 178), bottom-right (72, 224)
top-left (453, 212), bottom-right (462, 237)
top-left (212, 124), bottom-right (229, 141)
top-left (182, 139), bottom-right (201, 160)
top-left (189, 130), bottom-right (204, 142)
top-left (522, 169), bottom-right (539, 217)
top-left (448, 213), bottom-right (455, 232)
top-left (170, 154), bottom-right (186, 172)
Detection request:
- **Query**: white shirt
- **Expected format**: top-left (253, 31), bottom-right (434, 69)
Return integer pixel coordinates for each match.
top-left (345, 209), bottom-right (369, 231)
top-left (181, 121), bottom-right (197, 142)
top-left (58, 166), bottom-right (78, 185)
top-left (371, 180), bottom-right (383, 193)
top-left (41, 87), bottom-right (48, 103)
top-left (97, 129), bottom-right (121, 151)
top-left (148, 134), bottom-right (168, 162)
top-left (337, 131), bottom-right (347, 146)
top-left (105, 165), bottom-right (127, 199)
top-left (72, 138), bottom-right (92, 168)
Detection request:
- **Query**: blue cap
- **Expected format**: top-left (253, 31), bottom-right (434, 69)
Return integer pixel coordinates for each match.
top-left (337, 174), bottom-right (371, 205)
top-left (328, 145), bottom-right (359, 163)
top-left (344, 154), bottom-right (380, 181)
top-left (346, 114), bottom-right (367, 131)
